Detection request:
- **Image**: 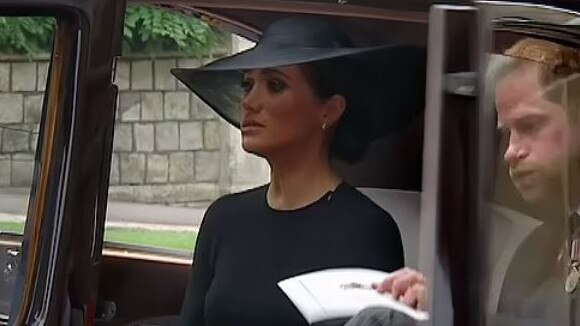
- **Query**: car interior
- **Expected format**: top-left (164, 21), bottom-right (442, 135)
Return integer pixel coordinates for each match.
top-left (91, 6), bottom-right (430, 325)
top-left (2, 1), bottom-right (580, 326)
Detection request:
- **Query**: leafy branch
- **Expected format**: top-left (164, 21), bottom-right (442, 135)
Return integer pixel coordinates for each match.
top-left (0, 5), bottom-right (226, 56)
top-left (0, 16), bottom-right (55, 55)
top-left (123, 5), bottom-right (226, 56)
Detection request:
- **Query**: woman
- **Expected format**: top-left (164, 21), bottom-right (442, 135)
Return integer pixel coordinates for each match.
top-left (172, 17), bottom-right (425, 326)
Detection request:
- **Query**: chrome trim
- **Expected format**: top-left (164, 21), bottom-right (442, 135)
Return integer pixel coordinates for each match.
top-left (36, 27), bottom-right (82, 323)
top-left (477, 1), bottom-right (580, 22)
top-left (149, 0), bottom-right (429, 23)
top-left (418, 5), bottom-right (448, 326)
top-left (418, 5), bottom-right (477, 326)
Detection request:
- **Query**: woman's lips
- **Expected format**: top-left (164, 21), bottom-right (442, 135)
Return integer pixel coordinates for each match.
top-left (241, 121), bottom-right (265, 133)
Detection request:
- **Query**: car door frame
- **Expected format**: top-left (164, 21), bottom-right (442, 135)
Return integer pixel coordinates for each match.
top-left (1, 0), bottom-right (124, 325)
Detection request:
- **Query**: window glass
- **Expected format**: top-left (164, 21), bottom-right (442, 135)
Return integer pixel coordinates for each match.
top-left (483, 34), bottom-right (580, 325)
top-left (104, 5), bottom-right (268, 256)
top-left (0, 15), bottom-right (54, 323)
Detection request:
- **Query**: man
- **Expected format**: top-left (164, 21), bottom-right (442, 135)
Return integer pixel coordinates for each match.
top-left (346, 38), bottom-right (580, 325)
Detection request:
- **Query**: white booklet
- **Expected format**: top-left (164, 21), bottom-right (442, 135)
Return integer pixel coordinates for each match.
top-left (278, 268), bottom-right (429, 324)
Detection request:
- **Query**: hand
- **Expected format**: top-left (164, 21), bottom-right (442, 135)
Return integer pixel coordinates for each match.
top-left (372, 267), bottom-right (427, 311)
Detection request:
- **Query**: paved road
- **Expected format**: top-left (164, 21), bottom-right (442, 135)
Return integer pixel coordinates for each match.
top-left (0, 188), bottom-right (206, 229)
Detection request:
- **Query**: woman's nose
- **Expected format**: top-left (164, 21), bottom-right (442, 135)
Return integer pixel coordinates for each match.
top-left (242, 86), bottom-right (261, 113)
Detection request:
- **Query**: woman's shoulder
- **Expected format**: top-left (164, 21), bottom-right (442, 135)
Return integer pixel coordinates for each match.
top-left (334, 183), bottom-right (398, 224)
top-left (198, 184), bottom-right (268, 233)
top-left (335, 183), bottom-right (388, 212)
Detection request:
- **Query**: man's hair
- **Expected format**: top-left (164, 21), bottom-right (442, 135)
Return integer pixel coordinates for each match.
top-left (489, 38), bottom-right (580, 205)
top-left (487, 38), bottom-right (580, 118)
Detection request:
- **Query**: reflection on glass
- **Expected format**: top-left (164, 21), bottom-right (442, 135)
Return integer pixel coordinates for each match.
top-left (485, 37), bottom-right (580, 325)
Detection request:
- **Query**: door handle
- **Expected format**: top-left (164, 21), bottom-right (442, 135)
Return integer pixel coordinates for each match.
top-left (3, 248), bottom-right (20, 281)
top-left (6, 248), bottom-right (19, 258)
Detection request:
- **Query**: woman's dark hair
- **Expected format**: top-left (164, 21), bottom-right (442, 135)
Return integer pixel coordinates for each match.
top-left (302, 57), bottom-right (372, 164)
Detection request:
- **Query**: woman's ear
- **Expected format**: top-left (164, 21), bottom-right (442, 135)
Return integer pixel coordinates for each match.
top-left (323, 94), bottom-right (346, 128)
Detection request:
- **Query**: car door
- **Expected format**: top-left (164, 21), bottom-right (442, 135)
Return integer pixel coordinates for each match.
top-left (0, 0), bottom-right (124, 325)
top-left (474, 1), bottom-right (580, 325)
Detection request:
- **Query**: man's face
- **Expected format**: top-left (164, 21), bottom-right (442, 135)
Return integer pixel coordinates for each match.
top-left (496, 63), bottom-right (573, 203)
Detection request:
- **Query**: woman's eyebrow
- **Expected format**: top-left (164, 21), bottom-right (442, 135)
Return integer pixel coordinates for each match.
top-left (261, 68), bottom-right (292, 80)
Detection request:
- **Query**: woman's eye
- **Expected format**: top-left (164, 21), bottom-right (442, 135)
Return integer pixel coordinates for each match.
top-left (267, 78), bottom-right (287, 93)
top-left (241, 79), bottom-right (253, 93)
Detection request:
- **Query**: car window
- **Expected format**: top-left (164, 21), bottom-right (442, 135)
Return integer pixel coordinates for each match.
top-left (0, 15), bottom-right (54, 324)
top-left (481, 26), bottom-right (580, 325)
top-left (104, 5), bottom-right (268, 257)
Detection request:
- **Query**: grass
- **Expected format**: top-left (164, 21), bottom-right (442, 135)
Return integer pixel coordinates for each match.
top-left (0, 221), bottom-right (24, 233)
top-left (105, 227), bottom-right (197, 251)
top-left (0, 221), bottom-right (197, 252)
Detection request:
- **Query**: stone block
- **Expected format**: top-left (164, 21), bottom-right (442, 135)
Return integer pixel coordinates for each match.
top-left (131, 60), bottom-right (153, 90)
top-left (0, 93), bottom-right (23, 123)
top-left (155, 122), bottom-right (179, 151)
top-left (114, 95), bottom-right (120, 121)
top-left (203, 57), bottom-right (217, 65)
top-left (0, 64), bottom-right (9, 91)
top-left (179, 121), bottom-right (203, 150)
top-left (108, 183), bottom-right (218, 204)
top-left (115, 60), bottom-right (130, 91)
top-left (24, 94), bottom-right (43, 123)
top-left (177, 58), bottom-right (202, 68)
top-left (119, 92), bottom-right (140, 121)
top-left (164, 92), bottom-right (189, 120)
top-left (203, 120), bottom-right (221, 149)
top-left (2, 128), bottom-right (29, 152)
top-left (195, 151), bottom-right (220, 182)
top-left (120, 153), bottom-right (146, 184)
top-left (146, 154), bottom-right (168, 183)
top-left (12, 153), bottom-right (33, 160)
top-left (12, 62), bottom-right (37, 91)
top-left (11, 154), bottom-right (34, 187)
top-left (169, 152), bottom-right (194, 182)
top-left (141, 92), bottom-right (163, 121)
top-left (176, 183), bottom-right (219, 202)
top-left (37, 61), bottom-right (49, 91)
top-left (109, 153), bottom-right (119, 185)
top-left (30, 132), bottom-right (39, 152)
top-left (134, 123), bottom-right (154, 152)
top-left (113, 123), bottom-right (132, 152)
top-left (192, 94), bottom-right (217, 120)
top-left (0, 155), bottom-right (10, 186)
top-left (106, 185), bottom-right (135, 202)
top-left (154, 59), bottom-right (177, 90)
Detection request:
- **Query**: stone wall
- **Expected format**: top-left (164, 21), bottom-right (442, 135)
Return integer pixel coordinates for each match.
top-left (0, 46), bottom-right (271, 206)
top-left (108, 56), bottom-right (227, 206)
top-left (0, 58), bottom-right (48, 188)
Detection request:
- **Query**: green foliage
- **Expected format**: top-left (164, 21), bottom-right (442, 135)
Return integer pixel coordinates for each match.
top-left (124, 5), bottom-right (225, 56)
top-left (0, 16), bottom-right (55, 56)
top-left (0, 5), bottom-right (226, 56)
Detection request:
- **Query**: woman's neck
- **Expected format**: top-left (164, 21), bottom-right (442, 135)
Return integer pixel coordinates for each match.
top-left (267, 152), bottom-right (341, 211)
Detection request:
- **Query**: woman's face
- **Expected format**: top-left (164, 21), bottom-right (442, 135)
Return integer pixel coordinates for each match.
top-left (240, 65), bottom-right (330, 159)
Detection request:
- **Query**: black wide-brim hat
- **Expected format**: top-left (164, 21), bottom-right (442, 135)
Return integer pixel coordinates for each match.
top-left (171, 18), bottom-right (426, 140)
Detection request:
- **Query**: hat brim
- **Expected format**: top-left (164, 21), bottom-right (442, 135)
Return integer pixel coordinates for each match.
top-left (171, 44), bottom-right (426, 138)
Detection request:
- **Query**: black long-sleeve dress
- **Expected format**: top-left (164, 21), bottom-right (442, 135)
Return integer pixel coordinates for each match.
top-left (179, 182), bottom-right (404, 326)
